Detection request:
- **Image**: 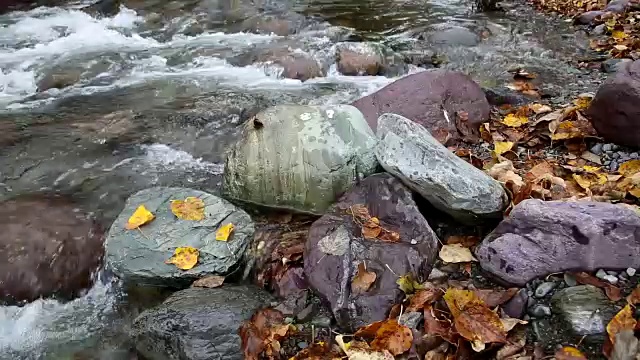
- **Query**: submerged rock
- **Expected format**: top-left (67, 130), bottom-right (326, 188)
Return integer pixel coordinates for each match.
top-left (587, 59), bottom-right (640, 147)
top-left (351, 69), bottom-right (490, 142)
top-left (0, 194), bottom-right (104, 305)
top-left (551, 285), bottom-right (617, 336)
top-left (133, 285), bottom-right (274, 360)
top-left (105, 187), bottom-right (253, 286)
top-left (304, 173), bottom-right (440, 330)
top-left (375, 113), bottom-right (508, 223)
top-left (223, 104), bottom-right (379, 214)
top-left (475, 199), bottom-right (640, 286)
top-left (335, 42), bottom-right (407, 77)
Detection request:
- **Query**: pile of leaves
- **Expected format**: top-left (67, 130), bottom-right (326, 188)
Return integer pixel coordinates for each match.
top-left (531, 0), bottom-right (607, 16)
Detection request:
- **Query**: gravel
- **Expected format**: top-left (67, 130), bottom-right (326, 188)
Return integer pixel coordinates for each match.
top-left (627, 268), bottom-right (637, 277)
top-left (535, 282), bottom-right (557, 298)
top-left (529, 304), bottom-right (552, 318)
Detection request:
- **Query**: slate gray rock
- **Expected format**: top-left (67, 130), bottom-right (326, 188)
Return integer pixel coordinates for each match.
top-left (304, 173), bottom-right (440, 331)
top-left (587, 59), bottom-right (640, 147)
top-left (105, 187), bottom-right (253, 286)
top-left (551, 285), bottom-right (617, 336)
top-left (375, 113), bottom-right (508, 223)
top-left (351, 69), bottom-right (491, 143)
top-left (475, 199), bottom-right (640, 286)
top-left (223, 104), bottom-right (379, 215)
top-left (0, 194), bottom-right (104, 305)
top-left (335, 42), bottom-right (407, 77)
top-left (133, 286), bottom-right (274, 360)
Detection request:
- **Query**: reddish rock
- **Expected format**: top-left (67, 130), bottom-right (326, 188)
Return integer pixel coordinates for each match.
top-left (586, 59), bottom-right (640, 147)
top-left (304, 173), bottom-right (439, 331)
top-left (335, 42), bottom-right (406, 77)
top-left (0, 194), bottom-right (105, 304)
top-left (351, 70), bottom-right (490, 142)
top-left (274, 53), bottom-right (324, 81)
top-left (475, 199), bottom-right (640, 286)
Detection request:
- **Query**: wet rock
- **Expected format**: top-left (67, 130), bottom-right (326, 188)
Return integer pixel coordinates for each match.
top-left (223, 104), bottom-right (378, 215)
top-left (241, 13), bottom-right (308, 36)
top-left (483, 87), bottom-right (534, 107)
top-left (275, 53), bottom-right (325, 81)
top-left (587, 60), bottom-right (640, 147)
top-left (105, 187), bottom-right (253, 287)
top-left (400, 50), bottom-right (437, 69)
top-left (590, 143), bottom-right (604, 155)
top-left (605, 0), bottom-right (630, 13)
top-left (475, 199), bottom-right (640, 286)
top-left (564, 273), bottom-right (578, 287)
top-left (375, 113), bottom-right (508, 223)
top-left (0, 120), bottom-right (21, 147)
top-left (528, 304), bottom-right (552, 318)
top-left (133, 285), bottom-right (274, 360)
top-left (335, 42), bottom-right (407, 77)
top-left (304, 173), bottom-right (439, 331)
top-left (427, 26), bottom-right (480, 46)
top-left (551, 285), bottom-right (617, 336)
top-left (0, 194), bottom-right (104, 305)
top-left (574, 10), bottom-right (605, 25)
top-left (83, 0), bottom-right (122, 17)
top-left (503, 289), bottom-right (528, 319)
top-left (232, 46), bottom-right (325, 81)
top-left (37, 69), bottom-right (82, 92)
top-left (535, 282), bottom-right (557, 298)
top-left (351, 70), bottom-right (491, 139)
top-left (601, 58), bottom-right (631, 74)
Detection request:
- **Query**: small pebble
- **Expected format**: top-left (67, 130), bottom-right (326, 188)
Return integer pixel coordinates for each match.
top-left (604, 160), bottom-right (611, 166)
top-left (619, 272), bottom-right (629, 281)
top-left (612, 145), bottom-right (620, 151)
top-left (610, 161), bottom-right (618, 171)
top-left (529, 304), bottom-right (552, 318)
top-left (564, 273), bottom-right (578, 287)
top-left (535, 282), bottom-right (557, 298)
top-left (590, 143), bottom-right (604, 155)
top-left (613, 152), bottom-right (621, 159)
top-left (603, 275), bottom-right (619, 284)
top-left (298, 342), bottom-right (308, 349)
top-left (603, 144), bottom-right (613, 152)
top-left (607, 270), bottom-right (618, 276)
top-left (596, 269), bottom-right (608, 280)
top-left (428, 268), bottom-right (448, 281)
top-left (627, 268), bottom-right (637, 277)
top-left (632, 153), bottom-right (639, 159)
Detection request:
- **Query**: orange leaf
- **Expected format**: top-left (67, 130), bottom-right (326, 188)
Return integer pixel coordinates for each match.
top-left (473, 288), bottom-right (519, 308)
top-left (192, 275), bottom-right (225, 288)
top-left (627, 285), bottom-right (640, 305)
top-left (362, 217), bottom-right (382, 239)
top-left (607, 304), bottom-right (637, 345)
top-left (555, 346), bottom-right (587, 360)
top-left (351, 262), bottom-right (377, 295)
top-left (369, 319), bottom-right (413, 356)
top-left (423, 305), bottom-right (458, 344)
top-left (170, 196), bottom-right (205, 221)
top-left (406, 288), bottom-right (440, 312)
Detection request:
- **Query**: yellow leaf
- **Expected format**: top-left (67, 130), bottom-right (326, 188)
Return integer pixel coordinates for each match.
top-left (501, 113), bottom-right (528, 127)
top-left (396, 273), bottom-right (424, 294)
top-left (612, 30), bottom-right (628, 40)
top-left (619, 160), bottom-right (640, 177)
top-left (170, 197), bottom-right (205, 221)
top-left (573, 173), bottom-right (607, 190)
top-left (582, 165), bottom-right (602, 174)
top-left (439, 244), bottom-right (477, 263)
top-left (573, 95), bottom-right (592, 110)
top-left (555, 346), bottom-right (587, 360)
top-left (215, 223), bottom-right (235, 241)
top-left (493, 141), bottom-right (514, 157)
top-left (165, 246), bottom-right (199, 270)
top-left (443, 288), bottom-right (483, 318)
top-left (607, 304), bottom-right (637, 345)
top-left (125, 205), bottom-right (155, 230)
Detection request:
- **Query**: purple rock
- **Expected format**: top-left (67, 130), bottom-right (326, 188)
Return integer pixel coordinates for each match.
top-left (475, 199), bottom-right (640, 286)
top-left (574, 10), bottom-right (605, 25)
top-left (605, 0), bottom-right (630, 13)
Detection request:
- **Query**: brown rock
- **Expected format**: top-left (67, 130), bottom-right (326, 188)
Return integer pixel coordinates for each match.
top-left (37, 70), bottom-right (81, 92)
top-left (336, 42), bottom-right (407, 77)
top-left (352, 69), bottom-right (490, 141)
top-left (303, 173), bottom-right (440, 331)
top-left (0, 194), bottom-right (105, 304)
top-left (276, 53), bottom-right (324, 81)
top-left (586, 59), bottom-right (640, 147)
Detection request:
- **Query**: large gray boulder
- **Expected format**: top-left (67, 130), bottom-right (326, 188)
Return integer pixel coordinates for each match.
top-left (476, 199), bottom-right (640, 286)
top-left (105, 187), bottom-right (253, 286)
top-left (304, 173), bottom-right (440, 331)
top-left (133, 285), bottom-right (275, 360)
top-left (375, 113), bottom-right (508, 223)
top-left (223, 104), bottom-right (379, 215)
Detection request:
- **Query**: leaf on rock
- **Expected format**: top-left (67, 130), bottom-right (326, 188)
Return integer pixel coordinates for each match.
top-left (493, 141), bottom-right (514, 157)
top-left (365, 319), bottom-right (413, 356)
top-left (424, 304), bottom-right (458, 344)
top-left (192, 275), bottom-right (225, 288)
top-left (170, 196), bottom-right (205, 221)
top-left (406, 287), bottom-right (440, 312)
top-left (240, 308), bottom-right (295, 360)
top-left (350, 204), bottom-right (400, 243)
top-left (165, 246), bottom-right (199, 270)
top-left (618, 160), bottom-right (640, 177)
top-left (352, 262), bottom-right (377, 295)
top-left (501, 114), bottom-right (529, 127)
top-left (444, 288), bottom-right (482, 318)
top-left (396, 273), bottom-right (424, 294)
top-left (125, 205), bottom-right (155, 230)
top-left (439, 244), bottom-right (477, 263)
top-left (607, 304), bottom-right (637, 345)
top-left (572, 272), bottom-right (622, 301)
top-left (216, 223), bottom-right (235, 241)
top-left (362, 217), bottom-right (382, 239)
top-left (445, 235), bottom-right (480, 248)
top-left (554, 346), bottom-right (587, 360)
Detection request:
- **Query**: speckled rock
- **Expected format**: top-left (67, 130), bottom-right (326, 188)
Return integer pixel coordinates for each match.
top-left (475, 199), bottom-right (640, 286)
top-left (133, 286), bottom-right (274, 360)
top-left (551, 285), bottom-right (617, 336)
top-left (105, 187), bottom-right (253, 286)
top-left (375, 113), bottom-right (508, 223)
top-left (335, 42), bottom-right (407, 77)
top-left (223, 104), bottom-right (379, 214)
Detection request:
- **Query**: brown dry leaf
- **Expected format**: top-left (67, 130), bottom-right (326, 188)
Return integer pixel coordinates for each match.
top-left (439, 244), bottom-right (477, 263)
top-left (350, 204), bottom-right (400, 243)
top-left (125, 205), bottom-right (155, 230)
top-left (572, 272), bottom-right (622, 301)
top-left (552, 121), bottom-right (583, 140)
top-left (165, 246), bottom-right (199, 270)
top-left (424, 305), bottom-right (458, 344)
top-left (369, 319), bottom-right (413, 355)
top-left (406, 287), bottom-right (440, 312)
top-left (487, 160), bottom-right (525, 193)
top-left (500, 317), bottom-right (527, 332)
top-left (240, 308), bottom-right (295, 360)
top-left (352, 262), bottom-right (377, 295)
top-left (170, 197), bottom-right (205, 221)
top-left (526, 161), bottom-right (556, 181)
top-left (607, 304), bottom-right (637, 345)
top-left (445, 235), bottom-right (480, 248)
top-left (362, 217), bottom-right (382, 239)
top-left (617, 172), bottom-right (640, 198)
top-left (554, 346), bottom-right (587, 360)
top-left (289, 341), bottom-right (336, 360)
top-left (473, 288), bottom-right (519, 308)
top-left (529, 103), bottom-right (553, 114)
top-left (496, 327), bottom-right (526, 360)
top-left (501, 114), bottom-right (529, 127)
top-left (531, 108), bottom-right (563, 126)
top-left (626, 285), bottom-right (640, 305)
top-left (192, 275), bottom-right (225, 288)
top-left (350, 204), bottom-right (371, 220)
top-left (618, 159), bottom-right (640, 176)
top-left (573, 94), bottom-right (593, 110)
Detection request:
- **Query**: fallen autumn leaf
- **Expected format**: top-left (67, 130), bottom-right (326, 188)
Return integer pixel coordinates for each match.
top-left (125, 205), bottom-right (155, 230)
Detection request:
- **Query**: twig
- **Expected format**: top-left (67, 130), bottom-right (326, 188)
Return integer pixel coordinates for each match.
top-left (385, 264), bottom-right (398, 276)
top-left (137, 227), bottom-right (151, 241)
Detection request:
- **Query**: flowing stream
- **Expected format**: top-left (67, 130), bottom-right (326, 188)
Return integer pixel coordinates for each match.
top-left (0, 0), bottom-right (602, 358)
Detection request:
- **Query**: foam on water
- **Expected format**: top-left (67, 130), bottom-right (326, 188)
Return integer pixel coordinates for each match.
top-left (141, 143), bottom-right (225, 174)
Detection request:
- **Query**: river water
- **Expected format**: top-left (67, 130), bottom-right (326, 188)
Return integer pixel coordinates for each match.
top-left (0, 0), bottom-right (601, 358)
